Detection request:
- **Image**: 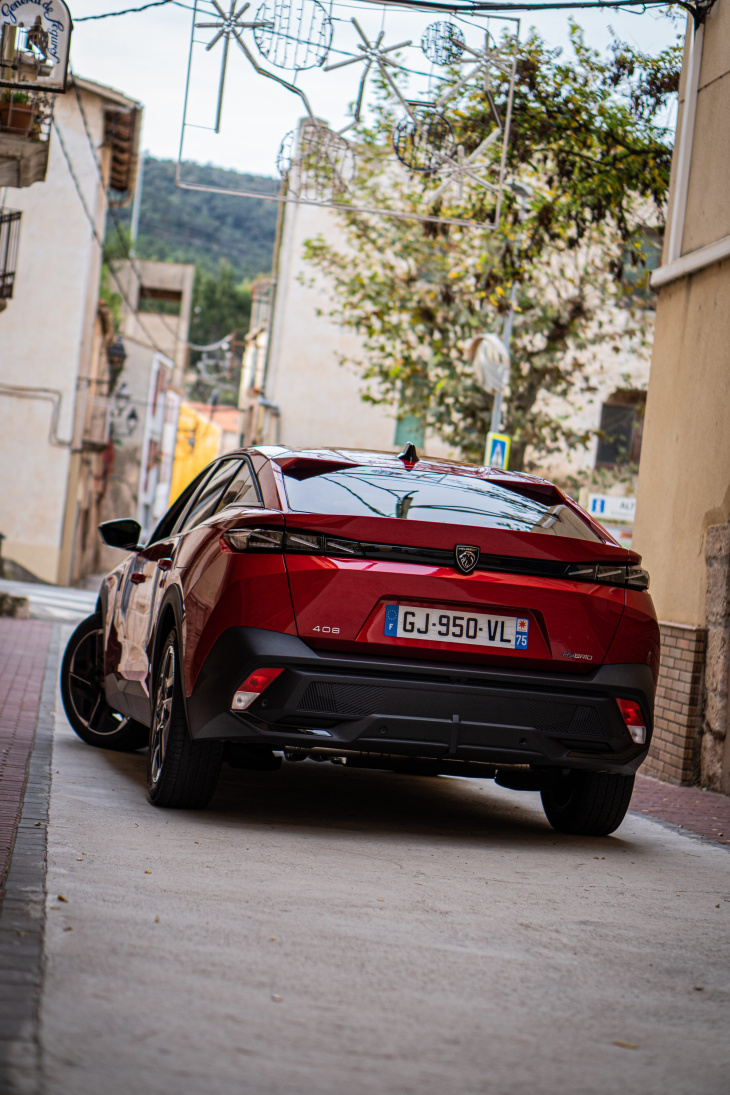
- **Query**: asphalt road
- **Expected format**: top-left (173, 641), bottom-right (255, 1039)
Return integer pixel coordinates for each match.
top-left (42, 671), bottom-right (729, 1095)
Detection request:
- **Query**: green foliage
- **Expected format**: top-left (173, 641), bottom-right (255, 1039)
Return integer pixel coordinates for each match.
top-left (186, 262), bottom-right (252, 406)
top-left (190, 261), bottom-right (252, 347)
top-left (107, 158), bottom-right (279, 281)
top-left (303, 24), bottom-right (680, 470)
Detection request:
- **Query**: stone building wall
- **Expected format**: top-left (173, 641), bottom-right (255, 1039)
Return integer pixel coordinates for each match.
top-left (699, 522), bottom-right (730, 792)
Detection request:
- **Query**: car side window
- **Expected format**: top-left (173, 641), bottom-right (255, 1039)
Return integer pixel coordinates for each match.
top-left (146, 471), bottom-right (208, 545)
top-left (214, 457), bottom-right (263, 512)
top-left (174, 460), bottom-right (243, 535)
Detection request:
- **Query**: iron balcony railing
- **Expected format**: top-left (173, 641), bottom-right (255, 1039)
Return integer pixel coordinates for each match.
top-left (0, 209), bottom-right (21, 300)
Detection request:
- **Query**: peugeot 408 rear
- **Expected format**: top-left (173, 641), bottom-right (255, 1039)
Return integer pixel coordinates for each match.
top-left (184, 450), bottom-right (658, 834)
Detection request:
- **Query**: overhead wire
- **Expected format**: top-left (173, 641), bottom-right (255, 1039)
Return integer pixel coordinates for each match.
top-left (51, 116), bottom-right (172, 359)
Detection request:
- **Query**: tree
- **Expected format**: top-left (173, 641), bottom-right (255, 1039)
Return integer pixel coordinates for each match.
top-left (303, 24), bottom-right (681, 470)
top-left (187, 262), bottom-right (252, 406)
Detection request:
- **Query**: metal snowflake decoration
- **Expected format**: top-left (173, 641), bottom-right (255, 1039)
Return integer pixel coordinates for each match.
top-left (428, 131), bottom-right (503, 203)
top-left (435, 31), bottom-right (516, 114)
top-left (196, 1), bottom-right (273, 131)
top-left (197, 0), bottom-right (317, 124)
top-left (324, 18), bottom-right (412, 135)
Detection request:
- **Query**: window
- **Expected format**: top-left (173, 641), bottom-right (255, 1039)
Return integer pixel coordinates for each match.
top-left (174, 460), bottom-right (242, 534)
top-left (394, 415), bottom-right (425, 449)
top-left (283, 466), bottom-right (601, 540)
top-left (214, 458), bottom-right (263, 512)
top-left (595, 390), bottom-right (646, 468)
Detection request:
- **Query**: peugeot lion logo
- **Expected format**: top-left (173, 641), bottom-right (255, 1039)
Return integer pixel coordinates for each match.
top-left (455, 545), bottom-right (480, 574)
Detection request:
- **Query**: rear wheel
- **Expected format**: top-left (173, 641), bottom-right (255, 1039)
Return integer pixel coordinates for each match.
top-left (147, 630), bottom-right (223, 808)
top-left (61, 613), bottom-right (148, 751)
top-left (540, 770), bottom-right (635, 836)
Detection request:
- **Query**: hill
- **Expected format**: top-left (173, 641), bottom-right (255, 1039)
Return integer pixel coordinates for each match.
top-left (109, 157), bottom-right (280, 281)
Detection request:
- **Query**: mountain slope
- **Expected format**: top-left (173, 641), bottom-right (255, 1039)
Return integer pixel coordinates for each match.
top-left (109, 157), bottom-right (280, 280)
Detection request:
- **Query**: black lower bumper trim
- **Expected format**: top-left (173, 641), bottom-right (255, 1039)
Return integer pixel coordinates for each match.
top-left (186, 627), bottom-right (655, 776)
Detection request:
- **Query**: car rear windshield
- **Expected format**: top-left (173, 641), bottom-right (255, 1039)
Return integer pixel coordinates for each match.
top-left (282, 466), bottom-right (601, 540)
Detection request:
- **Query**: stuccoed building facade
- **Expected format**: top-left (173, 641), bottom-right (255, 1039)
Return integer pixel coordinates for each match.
top-left (0, 75), bottom-right (141, 585)
top-left (633, 0), bottom-right (730, 794)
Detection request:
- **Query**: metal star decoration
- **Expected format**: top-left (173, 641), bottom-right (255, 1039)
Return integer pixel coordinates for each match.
top-left (325, 18), bottom-right (412, 135)
top-left (196, 1), bottom-right (272, 131)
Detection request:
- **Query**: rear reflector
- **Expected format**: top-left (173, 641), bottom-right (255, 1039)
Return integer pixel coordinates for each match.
top-left (231, 667), bottom-right (284, 711)
top-left (616, 698), bottom-right (647, 744)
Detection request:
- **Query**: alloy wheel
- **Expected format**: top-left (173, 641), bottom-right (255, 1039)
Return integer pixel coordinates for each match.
top-left (149, 645), bottom-right (176, 786)
top-left (66, 625), bottom-right (130, 736)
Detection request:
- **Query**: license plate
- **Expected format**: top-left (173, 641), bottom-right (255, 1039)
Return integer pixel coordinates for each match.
top-left (384, 604), bottom-right (529, 649)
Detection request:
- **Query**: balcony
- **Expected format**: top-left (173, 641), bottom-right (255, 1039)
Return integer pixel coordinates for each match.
top-left (0, 89), bottom-right (52, 187)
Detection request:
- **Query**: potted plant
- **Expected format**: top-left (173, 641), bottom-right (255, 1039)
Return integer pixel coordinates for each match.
top-left (0, 91), bottom-right (38, 137)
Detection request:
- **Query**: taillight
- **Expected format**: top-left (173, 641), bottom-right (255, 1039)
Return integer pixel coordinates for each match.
top-left (566, 563), bottom-right (650, 590)
top-left (616, 698), bottom-right (647, 744)
top-left (222, 528), bottom-right (362, 557)
top-left (231, 667), bottom-right (284, 711)
top-left (223, 528), bottom-right (284, 552)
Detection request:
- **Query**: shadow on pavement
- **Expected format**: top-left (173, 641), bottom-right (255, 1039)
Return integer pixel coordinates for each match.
top-left (89, 743), bottom-right (636, 852)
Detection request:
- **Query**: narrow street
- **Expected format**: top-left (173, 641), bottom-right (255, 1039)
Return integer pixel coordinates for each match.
top-left (2, 617), bottom-right (728, 1095)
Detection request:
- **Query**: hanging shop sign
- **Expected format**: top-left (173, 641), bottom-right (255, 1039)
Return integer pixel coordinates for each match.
top-left (0, 0), bottom-right (72, 93)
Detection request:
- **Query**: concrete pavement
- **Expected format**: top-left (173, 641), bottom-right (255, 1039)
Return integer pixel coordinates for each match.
top-left (1, 621), bottom-right (729, 1095)
top-left (39, 657), bottom-right (730, 1094)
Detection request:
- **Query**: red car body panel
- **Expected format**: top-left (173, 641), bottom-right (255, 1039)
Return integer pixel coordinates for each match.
top-left (283, 554), bottom-right (626, 673)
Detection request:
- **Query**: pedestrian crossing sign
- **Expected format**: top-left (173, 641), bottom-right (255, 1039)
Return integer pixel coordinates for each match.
top-left (486, 432), bottom-right (511, 470)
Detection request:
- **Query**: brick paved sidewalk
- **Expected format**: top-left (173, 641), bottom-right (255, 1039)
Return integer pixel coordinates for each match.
top-left (630, 774), bottom-right (730, 846)
top-left (0, 618), bottom-right (53, 896)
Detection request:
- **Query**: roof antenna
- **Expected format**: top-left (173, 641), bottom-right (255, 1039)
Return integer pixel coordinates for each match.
top-left (397, 442), bottom-right (419, 463)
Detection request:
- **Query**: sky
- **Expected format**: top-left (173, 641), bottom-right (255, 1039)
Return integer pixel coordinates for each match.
top-left (67, 1), bottom-right (685, 179)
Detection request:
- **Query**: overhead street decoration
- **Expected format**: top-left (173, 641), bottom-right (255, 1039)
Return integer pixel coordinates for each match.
top-left (178, 0), bottom-right (519, 229)
top-left (0, 0), bottom-right (72, 92)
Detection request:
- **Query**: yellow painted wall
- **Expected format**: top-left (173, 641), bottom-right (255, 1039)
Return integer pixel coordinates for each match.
top-left (633, 264), bottom-right (730, 625)
top-left (169, 403), bottom-right (222, 506)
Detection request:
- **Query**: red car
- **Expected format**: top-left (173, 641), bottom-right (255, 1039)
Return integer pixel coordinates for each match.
top-left (61, 445), bottom-right (659, 835)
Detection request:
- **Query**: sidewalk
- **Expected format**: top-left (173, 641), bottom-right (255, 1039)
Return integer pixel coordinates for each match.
top-left (631, 773), bottom-right (730, 846)
top-left (0, 619), bottom-right (53, 895)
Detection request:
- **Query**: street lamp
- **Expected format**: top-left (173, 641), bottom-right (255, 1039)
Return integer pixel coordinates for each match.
top-left (106, 336), bottom-right (127, 389)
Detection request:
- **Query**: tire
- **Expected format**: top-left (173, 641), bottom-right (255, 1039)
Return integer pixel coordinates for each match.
top-left (61, 613), bottom-right (148, 751)
top-left (147, 630), bottom-right (223, 809)
top-left (540, 770), bottom-right (635, 836)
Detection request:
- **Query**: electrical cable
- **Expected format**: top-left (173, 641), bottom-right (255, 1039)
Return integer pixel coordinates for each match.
top-left (75, 1), bottom-right (194, 22)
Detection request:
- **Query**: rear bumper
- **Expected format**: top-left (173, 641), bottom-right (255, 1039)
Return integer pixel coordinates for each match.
top-left (186, 627), bottom-right (656, 775)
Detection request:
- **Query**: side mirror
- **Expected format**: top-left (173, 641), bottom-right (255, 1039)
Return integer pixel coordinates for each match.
top-left (98, 519), bottom-right (143, 551)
